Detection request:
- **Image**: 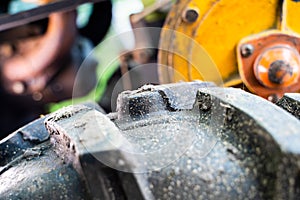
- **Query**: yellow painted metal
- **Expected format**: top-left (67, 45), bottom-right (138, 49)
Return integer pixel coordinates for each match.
top-left (282, 0), bottom-right (300, 34)
top-left (170, 0), bottom-right (219, 83)
top-left (158, 0), bottom-right (284, 85)
top-left (158, 0), bottom-right (190, 83)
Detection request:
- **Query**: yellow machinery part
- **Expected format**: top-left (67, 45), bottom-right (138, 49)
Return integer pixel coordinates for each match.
top-left (158, 0), bottom-right (284, 86)
top-left (159, 0), bottom-right (222, 84)
top-left (282, 0), bottom-right (300, 34)
top-left (158, 0), bottom-right (190, 83)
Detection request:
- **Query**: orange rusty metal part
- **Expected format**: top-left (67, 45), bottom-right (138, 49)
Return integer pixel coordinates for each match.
top-left (254, 45), bottom-right (300, 89)
top-left (1, 11), bottom-right (77, 94)
top-left (237, 31), bottom-right (300, 99)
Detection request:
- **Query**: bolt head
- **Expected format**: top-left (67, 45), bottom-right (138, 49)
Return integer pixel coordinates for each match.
top-left (240, 44), bottom-right (254, 58)
top-left (267, 94), bottom-right (279, 103)
top-left (182, 8), bottom-right (199, 23)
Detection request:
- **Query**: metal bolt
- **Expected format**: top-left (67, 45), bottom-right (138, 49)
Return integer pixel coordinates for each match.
top-left (268, 60), bottom-right (293, 84)
top-left (240, 44), bottom-right (254, 58)
top-left (182, 8), bottom-right (199, 23)
top-left (267, 94), bottom-right (279, 103)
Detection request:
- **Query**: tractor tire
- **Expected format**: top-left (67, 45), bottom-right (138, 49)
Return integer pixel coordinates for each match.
top-left (1, 82), bottom-right (300, 199)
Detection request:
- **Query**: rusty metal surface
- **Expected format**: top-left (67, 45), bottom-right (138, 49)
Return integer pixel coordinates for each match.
top-left (237, 31), bottom-right (300, 99)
